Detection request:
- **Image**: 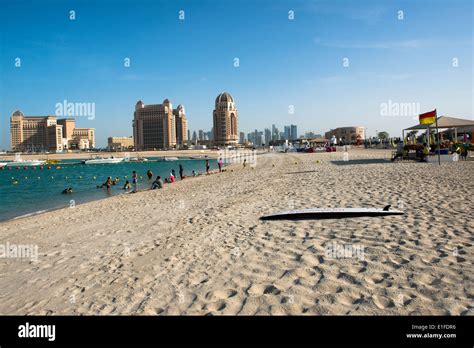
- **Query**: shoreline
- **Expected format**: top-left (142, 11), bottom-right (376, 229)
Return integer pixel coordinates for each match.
top-left (0, 149), bottom-right (219, 161)
top-left (0, 164), bottom-right (231, 225)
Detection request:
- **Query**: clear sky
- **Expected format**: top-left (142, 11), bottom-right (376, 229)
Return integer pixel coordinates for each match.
top-left (0, 0), bottom-right (472, 148)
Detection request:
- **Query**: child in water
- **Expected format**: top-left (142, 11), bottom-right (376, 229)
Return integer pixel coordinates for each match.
top-left (122, 180), bottom-right (130, 190)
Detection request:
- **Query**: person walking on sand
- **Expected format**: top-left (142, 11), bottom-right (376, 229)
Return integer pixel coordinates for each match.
top-left (146, 169), bottom-right (153, 180)
top-left (179, 164), bottom-right (184, 180)
top-left (218, 158), bottom-right (223, 172)
top-left (205, 159), bottom-right (210, 174)
top-left (132, 171), bottom-right (138, 192)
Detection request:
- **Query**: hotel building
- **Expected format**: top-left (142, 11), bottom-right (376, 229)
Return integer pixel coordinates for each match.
top-left (133, 99), bottom-right (188, 150)
top-left (213, 92), bottom-right (238, 146)
top-left (108, 136), bottom-right (134, 151)
top-left (325, 126), bottom-right (365, 144)
top-left (10, 110), bottom-right (95, 152)
top-left (173, 104), bottom-right (188, 148)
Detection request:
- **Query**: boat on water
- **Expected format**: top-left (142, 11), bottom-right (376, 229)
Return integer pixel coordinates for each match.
top-left (162, 157), bottom-right (179, 161)
top-left (4, 154), bottom-right (46, 167)
top-left (129, 157), bottom-right (149, 162)
top-left (0, 163), bottom-right (7, 168)
top-left (82, 157), bottom-right (125, 164)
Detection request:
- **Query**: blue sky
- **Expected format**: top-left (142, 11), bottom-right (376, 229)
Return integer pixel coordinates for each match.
top-left (0, 0), bottom-right (472, 148)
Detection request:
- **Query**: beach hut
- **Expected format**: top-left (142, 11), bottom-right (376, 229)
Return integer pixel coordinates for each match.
top-left (403, 116), bottom-right (474, 145)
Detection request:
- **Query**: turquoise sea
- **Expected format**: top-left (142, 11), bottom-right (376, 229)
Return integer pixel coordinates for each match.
top-left (0, 158), bottom-right (217, 222)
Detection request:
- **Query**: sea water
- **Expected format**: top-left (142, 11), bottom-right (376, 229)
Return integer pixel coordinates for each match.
top-left (0, 158), bottom-right (216, 222)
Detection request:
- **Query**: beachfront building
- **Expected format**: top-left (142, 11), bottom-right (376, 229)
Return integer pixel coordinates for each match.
top-left (71, 128), bottom-right (95, 149)
top-left (108, 136), bottom-right (134, 151)
top-left (10, 110), bottom-right (96, 152)
top-left (173, 104), bottom-right (188, 148)
top-left (325, 126), bottom-right (365, 145)
top-left (133, 99), bottom-right (180, 150)
top-left (56, 118), bottom-right (96, 150)
top-left (10, 111), bottom-right (64, 152)
top-left (213, 92), bottom-right (238, 146)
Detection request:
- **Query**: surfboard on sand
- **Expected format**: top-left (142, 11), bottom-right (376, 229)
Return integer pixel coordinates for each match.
top-left (260, 205), bottom-right (404, 220)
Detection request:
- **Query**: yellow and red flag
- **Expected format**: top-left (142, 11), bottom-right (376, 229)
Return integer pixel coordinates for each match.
top-left (419, 110), bottom-right (437, 125)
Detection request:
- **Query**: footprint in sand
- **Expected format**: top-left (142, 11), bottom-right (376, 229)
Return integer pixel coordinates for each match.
top-left (372, 295), bottom-right (395, 309)
top-left (247, 284), bottom-right (281, 296)
top-left (205, 289), bottom-right (238, 302)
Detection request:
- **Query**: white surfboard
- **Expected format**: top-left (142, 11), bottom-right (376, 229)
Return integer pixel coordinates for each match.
top-left (260, 205), bottom-right (404, 220)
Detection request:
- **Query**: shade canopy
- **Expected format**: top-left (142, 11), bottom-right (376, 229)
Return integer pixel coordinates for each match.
top-left (404, 116), bottom-right (474, 131)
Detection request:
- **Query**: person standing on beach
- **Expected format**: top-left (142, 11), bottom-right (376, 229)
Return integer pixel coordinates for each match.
top-left (205, 159), bottom-right (210, 174)
top-left (179, 164), bottom-right (184, 180)
top-left (218, 158), bottom-right (223, 172)
top-left (132, 171), bottom-right (138, 192)
top-left (243, 159), bottom-right (247, 168)
top-left (146, 170), bottom-right (153, 180)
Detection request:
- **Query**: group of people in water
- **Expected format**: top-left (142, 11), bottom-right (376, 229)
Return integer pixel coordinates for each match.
top-left (62, 159), bottom-right (230, 195)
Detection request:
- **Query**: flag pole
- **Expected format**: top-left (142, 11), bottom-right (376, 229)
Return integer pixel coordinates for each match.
top-left (435, 109), bottom-right (441, 165)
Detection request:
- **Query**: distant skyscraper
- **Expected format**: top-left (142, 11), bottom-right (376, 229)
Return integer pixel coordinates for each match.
top-left (187, 129), bottom-right (191, 144)
top-left (133, 99), bottom-right (176, 150)
top-left (284, 126), bottom-right (291, 140)
top-left (239, 132), bottom-right (245, 144)
top-left (192, 130), bottom-right (197, 142)
top-left (213, 92), bottom-right (238, 145)
top-left (290, 124), bottom-right (298, 140)
top-left (247, 132), bottom-right (255, 144)
top-left (264, 128), bottom-right (271, 145)
top-left (272, 124), bottom-right (280, 141)
top-left (198, 130), bottom-right (204, 141)
top-left (252, 129), bottom-right (263, 146)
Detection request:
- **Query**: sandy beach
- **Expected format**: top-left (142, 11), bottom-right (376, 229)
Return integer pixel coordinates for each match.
top-left (0, 148), bottom-right (472, 315)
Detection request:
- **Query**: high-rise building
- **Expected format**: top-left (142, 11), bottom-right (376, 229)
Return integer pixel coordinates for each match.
top-left (192, 131), bottom-right (197, 142)
top-left (247, 132), bottom-right (255, 144)
top-left (290, 124), bottom-right (298, 140)
top-left (213, 92), bottom-right (238, 145)
top-left (198, 129), bottom-right (204, 141)
top-left (187, 129), bottom-right (191, 144)
top-left (173, 104), bottom-right (188, 148)
top-left (283, 126), bottom-right (291, 140)
top-left (10, 111), bottom-right (63, 152)
top-left (253, 129), bottom-right (263, 146)
top-left (264, 128), bottom-right (271, 145)
top-left (133, 99), bottom-right (178, 150)
top-left (272, 124), bottom-right (280, 141)
top-left (239, 132), bottom-right (246, 144)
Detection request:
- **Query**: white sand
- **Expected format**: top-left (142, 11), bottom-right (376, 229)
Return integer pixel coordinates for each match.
top-left (0, 149), bottom-right (472, 315)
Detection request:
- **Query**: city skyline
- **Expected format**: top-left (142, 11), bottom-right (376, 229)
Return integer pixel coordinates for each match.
top-left (1, 0), bottom-right (472, 149)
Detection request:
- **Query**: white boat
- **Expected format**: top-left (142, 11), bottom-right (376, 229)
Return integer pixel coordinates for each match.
top-left (129, 157), bottom-right (149, 162)
top-left (4, 153), bottom-right (46, 167)
top-left (162, 157), bottom-right (179, 161)
top-left (5, 160), bottom-right (46, 167)
top-left (261, 206), bottom-right (404, 220)
top-left (0, 163), bottom-right (7, 168)
top-left (82, 157), bottom-right (125, 164)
